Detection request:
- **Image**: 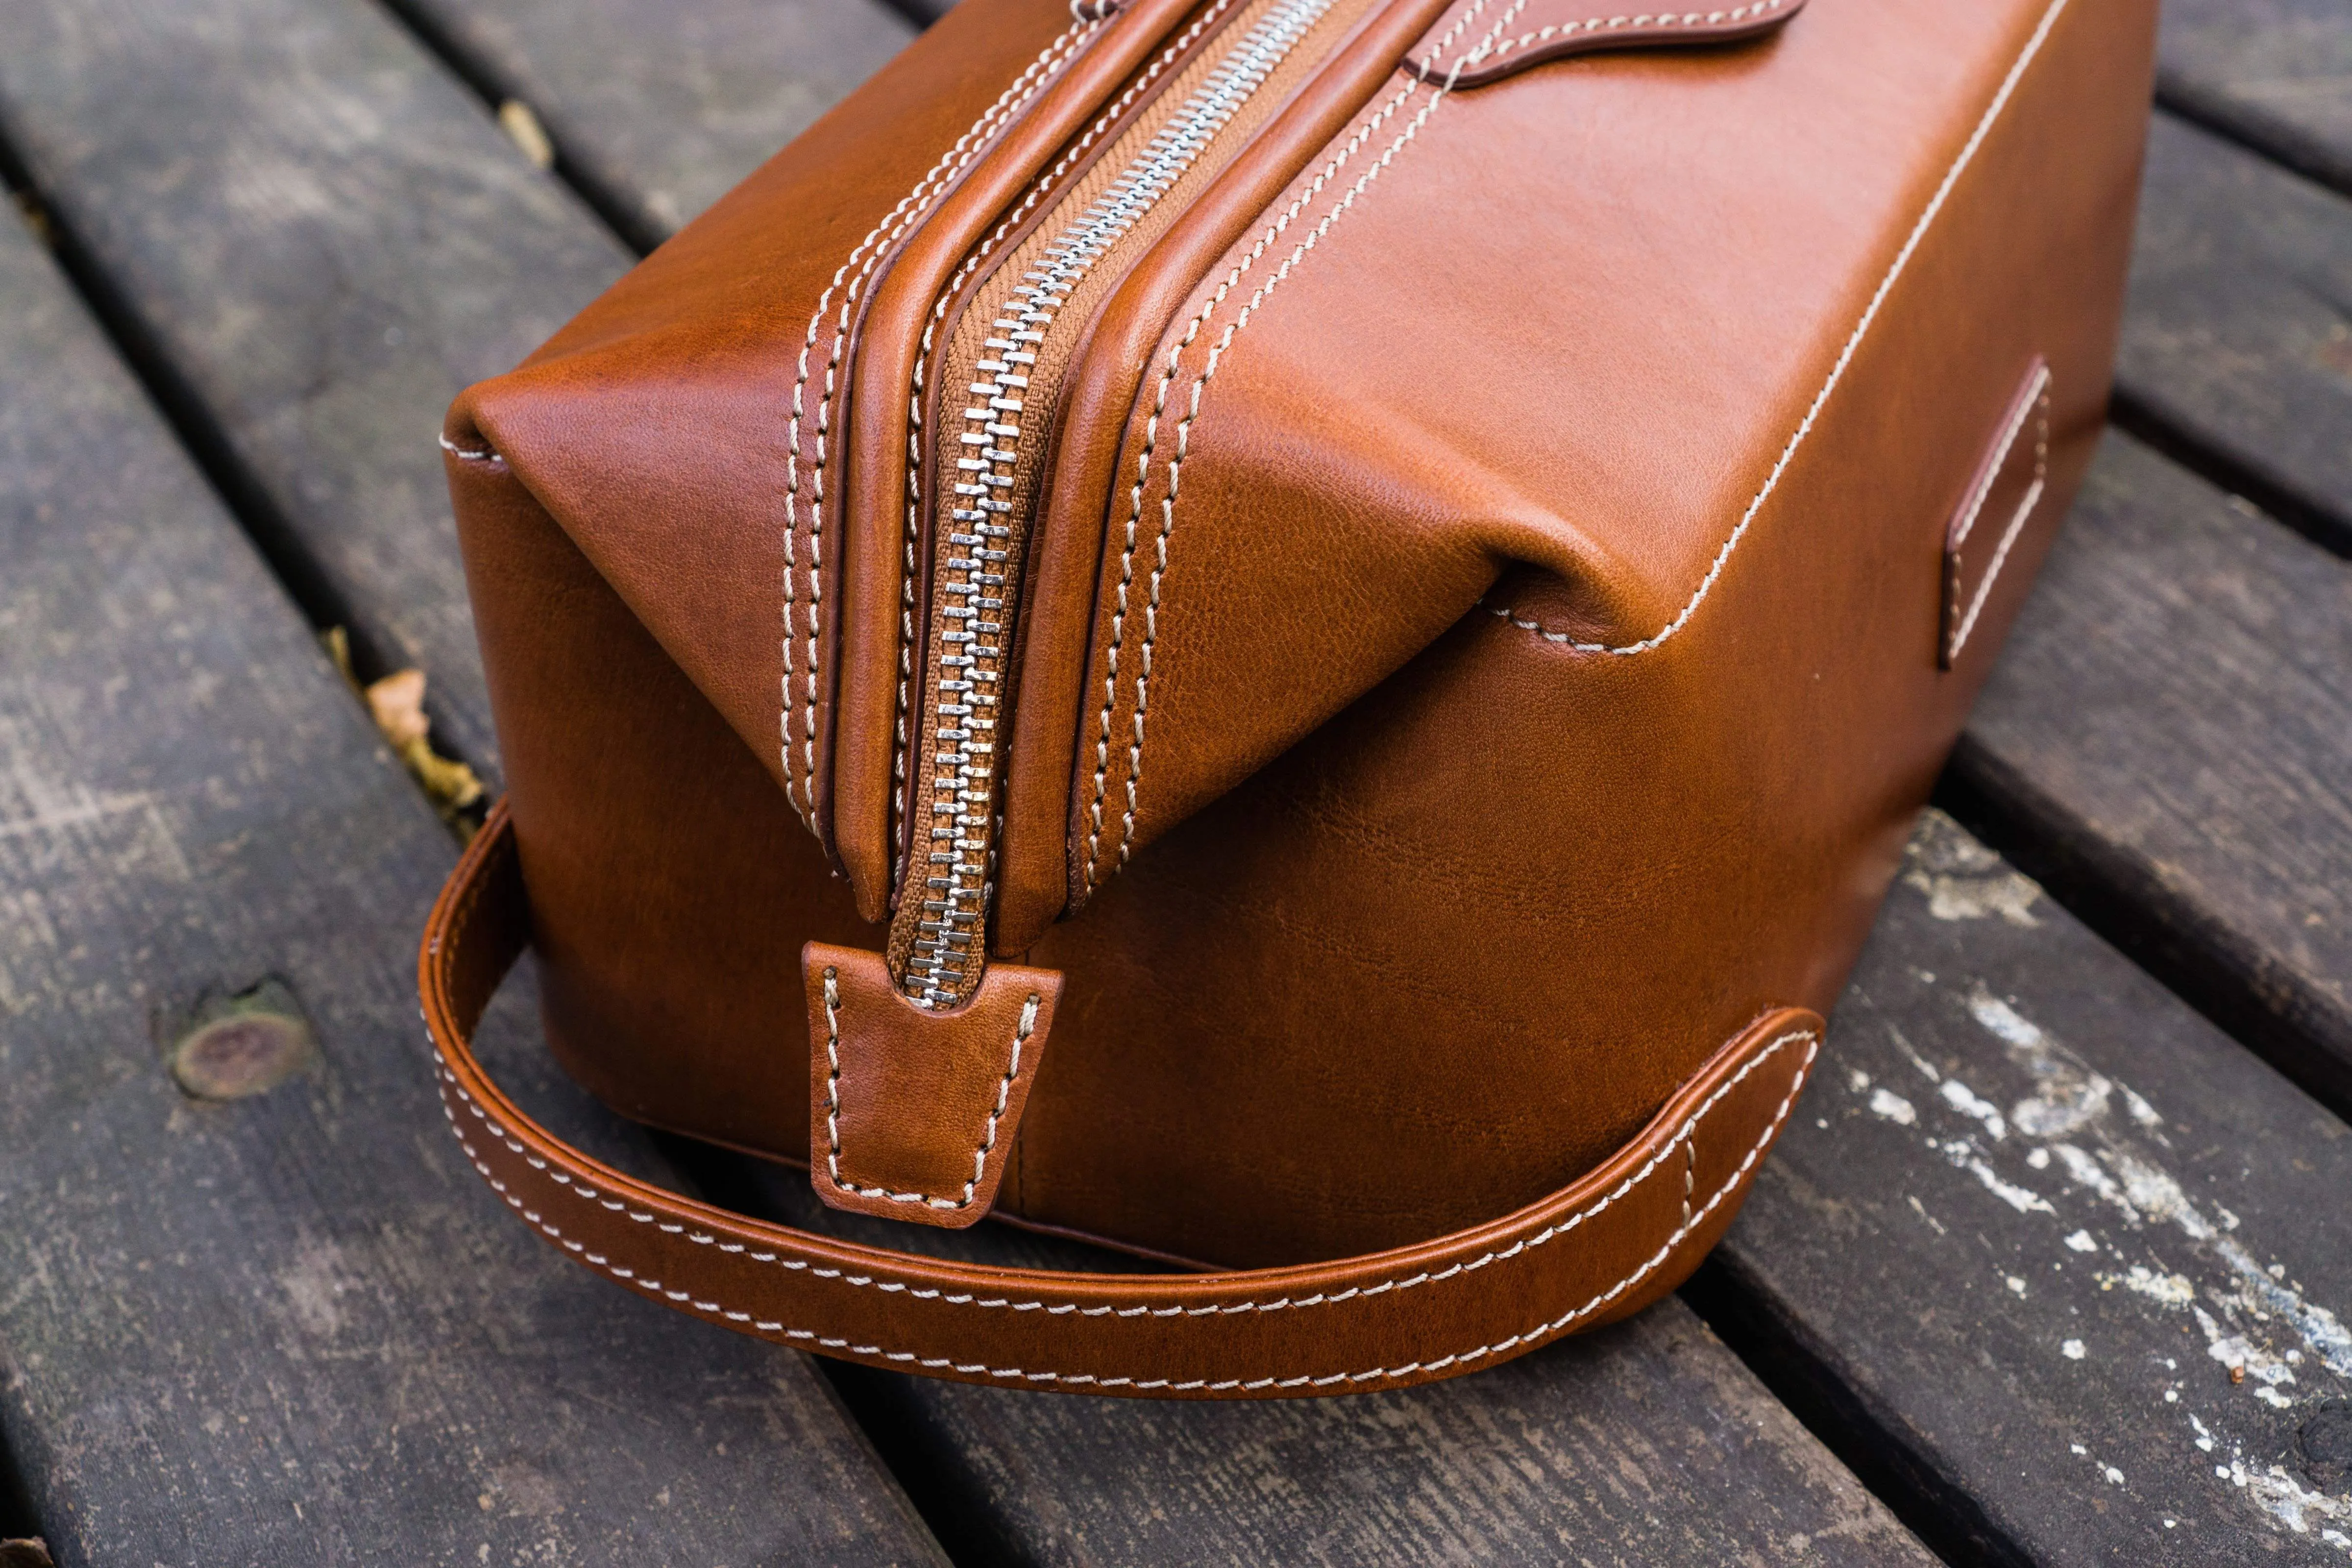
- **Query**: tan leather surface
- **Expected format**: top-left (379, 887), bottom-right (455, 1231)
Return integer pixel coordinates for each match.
top-left (805, 943), bottom-right (1064, 1225)
top-left (827, 0), bottom-right (1206, 912)
top-left (1065, 0), bottom-right (2135, 895)
top-left (434, 0), bottom-right (2154, 1373)
top-left (884, 0), bottom-right (1386, 1006)
top-left (996, 0), bottom-right (1469, 946)
top-left (426, 815), bottom-right (1820, 1395)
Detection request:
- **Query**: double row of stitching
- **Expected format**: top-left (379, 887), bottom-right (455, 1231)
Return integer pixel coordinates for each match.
top-left (817, 967), bottom-right (1043, 1210)
top-left (783, 17), bottom-right (1100, 832)
top-left (889, 0), bottom-right (1245, 891)
top-left (1411, 0), bottom-right (1792, 78)
top-left (435, 998), bottom-right (1808, 1316)
top-left (435, 1030), bottom-right (1814, 1389)
top-left (1094, 0), bottom-right (2068, 896)
top-left (1946, 366), bottom-right (2050, 662)
top-left (906, 0), bottom-right (1344, 1005)
top-left (1082, 0), bottom-right (1515, 892)
top-left (1485, 0), bottom-right (2072, 660)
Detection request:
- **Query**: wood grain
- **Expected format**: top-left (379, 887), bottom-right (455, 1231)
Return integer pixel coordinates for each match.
top-left (379, 0), bottom-right (912, 251)
top-left (9, 0), bottom-right (2348, 1559)
top-left (0, 0), bottom-right (639, 777)
top-left (2117, 114), bottom-right (2352, 555)
top-left (1957, 433), bottom-right (2352, 1114)
top-left (690, 1156), bottom-right (1935, 1567)
top-left (2158, 0), bottom-right (2352, 196)
top-left (1707, 806), bottom-right (2352, 1566)
top-left (0, 207), bottom-right (943, 1568)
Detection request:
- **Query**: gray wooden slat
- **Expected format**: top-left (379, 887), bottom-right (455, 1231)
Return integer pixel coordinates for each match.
top-left (0, 0), bottom-right (640, 779)
top-left (1954, 432), bottom-right (2352, 1112)
top-left (0, 205), bottom-right (944, 1567)
top-left (1706, 804), bottom-right (2352, 1565)
top-left (2157, 0), bottom-right (2352, 196)
top-left (378, 0), bottom-right (913, 251)
top-left (688, 1158), bottom-right (1934, 1567)
top-left (2116, 112), bottom-right (2352, 554)
top-left (23, 0), bottom-right (2345, 1562)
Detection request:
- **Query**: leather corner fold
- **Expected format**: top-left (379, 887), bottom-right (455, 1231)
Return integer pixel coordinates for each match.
top-left (802, 943), bottom-right (1063, 1227)
top-left (1403, 0), bottom-right (1805, 90)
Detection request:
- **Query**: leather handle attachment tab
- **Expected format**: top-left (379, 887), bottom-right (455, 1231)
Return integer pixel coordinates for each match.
top-left (1402, 0), bottom-right (1806, 91)
top-left (422, 804), bottom-right (1821, 1399)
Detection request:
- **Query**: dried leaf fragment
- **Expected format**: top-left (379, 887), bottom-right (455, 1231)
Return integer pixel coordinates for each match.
top-left (498, 99), bottom-right (555, 170)
top-left (366, 667), bottom-right (486, 831)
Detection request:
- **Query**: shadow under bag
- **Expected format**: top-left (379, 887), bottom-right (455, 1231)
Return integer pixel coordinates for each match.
top-left (424, 0), bottom-right (2156, 1396)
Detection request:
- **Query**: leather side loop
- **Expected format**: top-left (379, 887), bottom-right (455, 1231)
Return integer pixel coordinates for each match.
top-left (1403, 0), bottom-right (1805, 90)
top-left (423, 803), bottom-right (1820, 1398)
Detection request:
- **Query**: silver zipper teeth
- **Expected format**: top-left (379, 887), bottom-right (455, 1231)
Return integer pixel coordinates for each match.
top-left (905, 0), bottom-right (1338, 1007)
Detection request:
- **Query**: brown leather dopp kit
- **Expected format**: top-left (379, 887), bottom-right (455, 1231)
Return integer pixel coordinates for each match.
top-left (426, 0), bottom-right (2156, 1396)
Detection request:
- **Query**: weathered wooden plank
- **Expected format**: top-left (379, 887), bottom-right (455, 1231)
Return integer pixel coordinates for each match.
top-left (378, 0), bottom-right (913, 251)
top-left (0, 0), bottom-right (638, 778)
top-left (2117, 113), bottom-right (2352, 553)
top-left (1955, 432), bottom-right (2352, 1113)
top-left (0, 206), bottom-right (943, 1566)
top-left (1702, 806), bottom-right (2352, 1565)
top-left (27, 0), bottom-right (2342, 1561)
top-left (2157, 0), bottom-right (2352, 196)
top-left (684, 1157), bottom-right (1935, 1566)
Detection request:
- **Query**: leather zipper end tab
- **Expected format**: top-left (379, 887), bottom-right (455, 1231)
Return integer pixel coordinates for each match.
top-left (803, 943), bottom-right (1063, 1228)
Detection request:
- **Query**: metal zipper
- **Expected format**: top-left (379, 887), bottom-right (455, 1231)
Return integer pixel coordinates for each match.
top-left (903, 0), bottom-right (1343, 1007)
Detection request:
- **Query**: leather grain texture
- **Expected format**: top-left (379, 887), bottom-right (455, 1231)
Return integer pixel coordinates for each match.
top-left (435, 0), bottom-right (2156, 1389)
top-left (804, 944), bottom-right (1063, 1225)
top-left (1403, 0), bottom-right (1808, 88)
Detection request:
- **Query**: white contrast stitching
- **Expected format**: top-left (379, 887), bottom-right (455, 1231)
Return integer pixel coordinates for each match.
top-left (1948, 372), bottom-right (2050, 662)
top-left (891, 1), bottom-right (1241, 889)
top-left (1413, 0), bottom-right (1792, 79)
top-left (909, 0), bottom-right (1286, 1005)
top-left (1081, 0), bottom-right (1517, 890)
top-left (818, 967), bottom-right (1043, 1210)
top-left (1483, 0), bottom-right (2070, 661)
top-left (784, 19), bottom-right (1098, 831)
top-left (438, 433), bottom-right (503, 464)
top-left (1946, 368), bottom-right (2048, 558)
top-left (440, 1023), bottom-right (1808, 1316)
top-left (436, 1030), bottom-right (1814, 1387)
top-left (1681, 1138), bottom-right (1695, 1227)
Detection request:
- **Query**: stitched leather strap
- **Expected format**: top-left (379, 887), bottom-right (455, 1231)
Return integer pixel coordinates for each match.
top-left (422, 803), bottom-right (1822, 1398)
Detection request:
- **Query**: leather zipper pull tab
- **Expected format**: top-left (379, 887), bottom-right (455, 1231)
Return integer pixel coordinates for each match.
top-left (802, 944), bottom-right (1063, 1227)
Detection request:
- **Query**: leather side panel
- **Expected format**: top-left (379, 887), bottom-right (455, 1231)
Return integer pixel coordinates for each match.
top-left (447, 450), bottom-right (868, 1163)
top-left (1062, 0), bottom-right (2146, 903)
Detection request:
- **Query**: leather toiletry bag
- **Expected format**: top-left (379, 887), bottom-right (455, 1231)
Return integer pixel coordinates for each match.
top-left (424, 0), bottom-right (2156, 1396)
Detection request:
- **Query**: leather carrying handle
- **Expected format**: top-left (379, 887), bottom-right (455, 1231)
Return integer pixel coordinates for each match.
top-left (422, 803), bottom-right (1822, 1398)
